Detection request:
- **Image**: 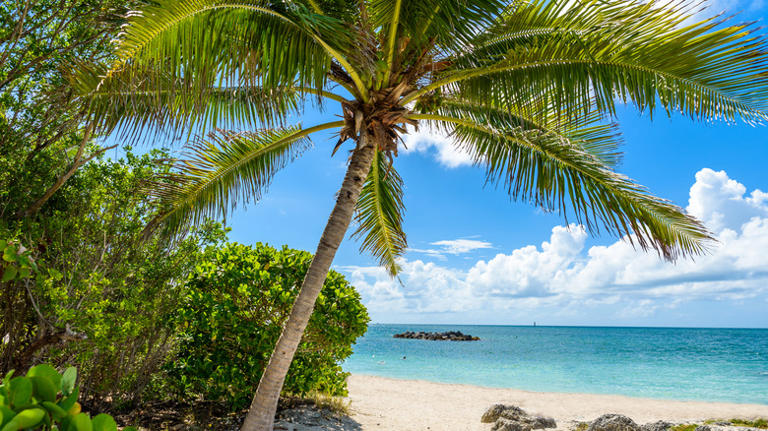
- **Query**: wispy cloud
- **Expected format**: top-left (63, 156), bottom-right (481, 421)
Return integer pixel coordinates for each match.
top-left (408, 238), bottom-right (493, 258)
top-left (431, 239), bottom-right (493, 254)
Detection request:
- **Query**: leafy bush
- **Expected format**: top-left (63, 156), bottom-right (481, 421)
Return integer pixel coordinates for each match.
top-left (164, 242), bottom-right (369, 409)
top-left (1, 149), bottom-right (228, 406)
top-left (0, 364), bottom-right (134, 430)
top-left (0, 240), bottom-right (38, 283)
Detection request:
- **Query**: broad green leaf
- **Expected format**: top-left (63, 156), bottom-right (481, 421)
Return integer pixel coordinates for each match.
top-left (27, 364), bottom-right (62, 389)
top-left (30, 377), bottom-right (58, 403)
top-left (0, 406), bottom-right (13, 425)
top-left (2, 247), bottom-right (15, 263)
top-left (69, 413), bottom-right (92, 431)
top-left (0, 419), bottom-right (19, 431)
top-left (9, 378), bottom-right (32, 409)
top-left (42, 401), bottom-right (67, 420)
top-left (60, 368), bottom-right (77, 396)
top-left (14, 408), bottom-right (45, 429)
top-left (91, 414), bottom-right (117, 431)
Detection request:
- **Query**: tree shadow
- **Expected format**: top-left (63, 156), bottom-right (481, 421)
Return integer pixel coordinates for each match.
top-left (274, 405), bottom-right (363, 431)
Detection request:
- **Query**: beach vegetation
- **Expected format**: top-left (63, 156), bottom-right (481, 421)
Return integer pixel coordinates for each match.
top-left (1, 0), bottom-right (373, 425)
top-left (0, 364), bottom-right (136, 430)
top-left (705, 419), bottom-right (768, 429)
top-left (163, 242), bottom-right (369, 410)
top-left (733, 419), bottom-right (768, 429)
top-left (0, 148), bottom-right (229, 406)
top-left (288, 391), bottom-right (351, 416)
top-left (574, 422), bottom-right (590, 431)
top-left (73, 0), bottom-right (768, 428)
top-left (670, 424), bottom-right (698, 431)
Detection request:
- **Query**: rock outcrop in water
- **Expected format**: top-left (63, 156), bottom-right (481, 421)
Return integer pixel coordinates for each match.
top-left (480, 404), bottom-right (557, 431)
top-left (393, 330), bottom-right (480, 341)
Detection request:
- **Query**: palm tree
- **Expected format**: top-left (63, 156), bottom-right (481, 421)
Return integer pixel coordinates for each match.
top-left (76, 0), bottom-right (768, 429)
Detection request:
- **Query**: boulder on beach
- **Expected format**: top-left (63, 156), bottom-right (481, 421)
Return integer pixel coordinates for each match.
top-left (588, 414), bottom-right (641, 431)
top-left (482, 405), bottom-right (509, 423)
top-left (493, 418), bottom-right (532, 431)
top-left (641, 421), bottom-right (673, 431)
top-left (481, 404), bottom-right (556, 431)
top-left (530, 416), bottom-right (557, 429)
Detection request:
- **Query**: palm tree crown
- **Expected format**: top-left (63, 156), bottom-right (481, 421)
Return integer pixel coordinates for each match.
top-left (75, 0), bottom-right (768, 428)
top-left (77, 0), bottom-right (768, 269)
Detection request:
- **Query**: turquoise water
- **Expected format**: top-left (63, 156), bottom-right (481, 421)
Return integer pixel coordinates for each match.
top-left (343, 324), bottom-right (768, 404)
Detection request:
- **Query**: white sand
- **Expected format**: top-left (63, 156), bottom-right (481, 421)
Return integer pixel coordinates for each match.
top-left (347, 374), bottom-right (768, 431)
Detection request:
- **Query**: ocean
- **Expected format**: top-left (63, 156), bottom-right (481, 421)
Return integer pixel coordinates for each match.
top-left (343, 324), bottom-right (768, 404)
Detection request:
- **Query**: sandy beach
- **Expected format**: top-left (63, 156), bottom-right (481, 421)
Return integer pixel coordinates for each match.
top-left (346, 374), bottom-right (768, 431)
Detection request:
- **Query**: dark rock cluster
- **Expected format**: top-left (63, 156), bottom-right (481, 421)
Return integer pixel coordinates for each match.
top-left (393, 331), bottom-right (480, 341)
top-left (482, 409), bottom-right (765, 431)
top-left (588, 414), bottom-right (643, 431)
top-left (481, 404), bottom-right (557, 431)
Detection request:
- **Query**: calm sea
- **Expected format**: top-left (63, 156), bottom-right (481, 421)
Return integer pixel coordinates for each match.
top-left (343, 324), bottom-right (768, 404)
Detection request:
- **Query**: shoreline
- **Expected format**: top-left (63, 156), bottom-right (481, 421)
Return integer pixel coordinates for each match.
top-left (346, 374), bottom-right (768, 430)
top-left (346, 372), bottom-right (768, 406)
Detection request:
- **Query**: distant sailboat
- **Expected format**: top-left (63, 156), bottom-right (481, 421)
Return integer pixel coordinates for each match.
top-left (533, 321), bottom-right (536, 327)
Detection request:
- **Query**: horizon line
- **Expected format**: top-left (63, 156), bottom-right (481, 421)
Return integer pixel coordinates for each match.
top-left (369, 322), bottom-right (768, 330)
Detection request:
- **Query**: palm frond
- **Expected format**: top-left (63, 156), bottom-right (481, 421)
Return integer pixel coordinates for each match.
top-left (367, 0), bottom-right (506, 53)
top-left (353, 149), bottom-right (407, 276)
top-left (148, 122), bottom-right (343, 237)
top-left (74, 62), bottom-right (306, 142)
top-left (434, 96), bottom-right (624, 167)
top-left (408, 0), bottom-right (768, 123)
top-left (108, 0), bottom-right (365, 100)
top-left (409, 114), bottom-right (713, 260)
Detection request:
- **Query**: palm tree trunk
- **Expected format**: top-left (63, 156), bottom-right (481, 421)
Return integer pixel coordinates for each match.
top-left (240, 130), bottom-right (376, 431)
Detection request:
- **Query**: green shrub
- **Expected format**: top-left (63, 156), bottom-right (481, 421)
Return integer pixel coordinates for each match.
top-left (164, 242), bottom-right (369, 409)
top-left (729, 419), bottom-right (768, 429)
top-left (0, 364), bottom-right (135, 430)
top-left (1, 148), bottom-right (229, 406)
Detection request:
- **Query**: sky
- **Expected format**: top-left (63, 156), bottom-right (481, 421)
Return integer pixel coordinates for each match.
top-left (109, 0), bottom-right (768, 328)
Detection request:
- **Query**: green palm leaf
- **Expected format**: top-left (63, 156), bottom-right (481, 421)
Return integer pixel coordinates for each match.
top-left (408, 0), bottom-right (768, 122)
top-left (367, 0), bottom-right (506, 51)
top-left (148, 123), bottom-right (342, 237)
top-left (410, 113), bottom-right (713, 260)
top-left (353, 149), bottom-right (407, 275)
top-left (105, 0), bottom-right (365, 100)
top-left (433, 96), bottom-right (624, 167)
top-left (74, 62), bottom-right (306, 141)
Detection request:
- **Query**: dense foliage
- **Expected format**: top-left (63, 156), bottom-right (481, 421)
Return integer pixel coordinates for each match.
top-left (165, 243), bottom-right (369, 409)
top-left (1, 149), bottom-right (229, 405)
top-left (1, 0), bottom-right (371, 424)
top-left (0, 364), bottom-right (135, 430)
top-left (0, 0), bottom-right (134, 220)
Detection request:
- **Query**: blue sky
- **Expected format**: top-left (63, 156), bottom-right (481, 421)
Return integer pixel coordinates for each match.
top-left (110, 0), bottom-right (768, 328)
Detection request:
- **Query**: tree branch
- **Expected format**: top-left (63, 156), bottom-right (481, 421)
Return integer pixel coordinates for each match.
top-left (19, 127), bottom-right (117, 218)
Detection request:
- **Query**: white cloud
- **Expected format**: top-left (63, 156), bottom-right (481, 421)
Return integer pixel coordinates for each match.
top-left (432, 239), bottom-right (492, 254)
top-left (408, 238), bottom-right (493, 258)
top-left (401, 127), bottom-right (474, 168)
top-left (686, 168), bottom-right (768, 232)
top-left (342, 169), bottom-right (768, 322)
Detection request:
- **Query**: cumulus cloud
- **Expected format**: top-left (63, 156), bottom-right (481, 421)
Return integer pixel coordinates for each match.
top-left (686, 168), bottom-right (768, 232)
top-left (401, 127), bottom-right (474, 168)
top-left (342, 169), bottom-right (768, 322)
